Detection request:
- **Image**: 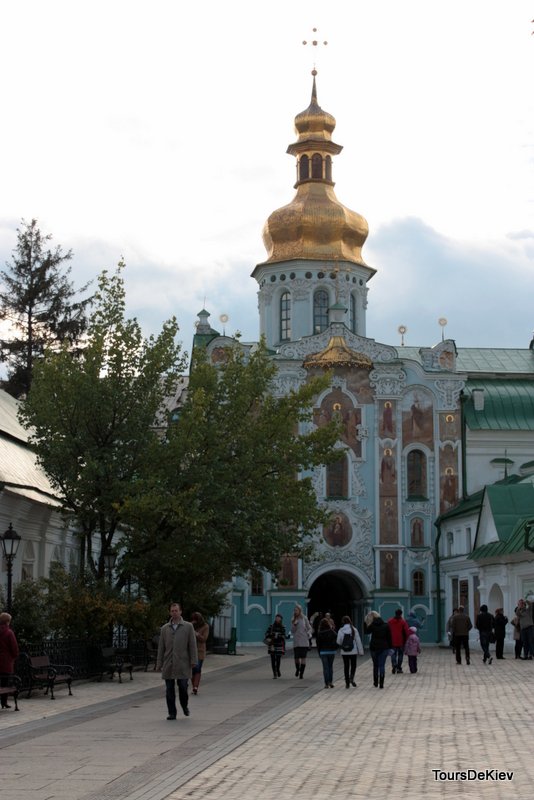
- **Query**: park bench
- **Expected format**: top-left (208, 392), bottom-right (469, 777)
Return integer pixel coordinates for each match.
top-left (97, 647), bottom-right (133, 683)
top-left (0, 673), bottom-right (22, 710)
top-left (20, 653), bottom-right (74, 700)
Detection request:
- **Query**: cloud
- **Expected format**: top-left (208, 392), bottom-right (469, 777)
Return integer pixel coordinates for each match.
top-left (366, 218), bottom-right (534, 349)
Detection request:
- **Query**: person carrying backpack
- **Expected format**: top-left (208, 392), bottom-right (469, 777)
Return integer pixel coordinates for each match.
top-left (336, 615), bottom-right (364, 688)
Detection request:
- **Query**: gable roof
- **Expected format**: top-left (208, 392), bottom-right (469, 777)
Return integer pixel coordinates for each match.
top-left (469, 483), bottom-right (534, 560)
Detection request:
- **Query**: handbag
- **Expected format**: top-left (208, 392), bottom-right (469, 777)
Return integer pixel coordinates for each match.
top-left (489, 631), bottom-right (496, 644)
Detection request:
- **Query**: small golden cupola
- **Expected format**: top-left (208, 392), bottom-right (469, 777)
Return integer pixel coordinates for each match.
top-left (262, 71), bottom-right (369, 266)
top-left (304, 335), bottom-right (373, 372)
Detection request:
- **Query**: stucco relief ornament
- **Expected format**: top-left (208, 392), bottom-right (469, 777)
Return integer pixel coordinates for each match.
top-left (270, 369), bottom-right (307, 397)
top-left (288, 278), bottom-right (310, 301)
top-left (277, 326), bottom-right (397, 363)
top-left (434, 379), bottom-right (465, 410)
top-left (351, 462), bottom-right (367, 498)
top-left (355, 424), bottom-right (368, 442)
top-left (403, 501), bottom-right (434, 516)
top-left (369, 367), bottom-right (407, 397)
top-left (405, 547), bottom-right (433, 566)
top-left (258, 284), bottom-right (276, 305)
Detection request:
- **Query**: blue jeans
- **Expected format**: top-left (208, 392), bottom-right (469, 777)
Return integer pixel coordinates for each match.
top-left (165, 678), bottom-right (189, 717)
top-left (391, 646), bottom-right (404, 671)
top-left (320, 653), bottom-right (335, 685)
top-left (371, 649), bottom-right (389, 679)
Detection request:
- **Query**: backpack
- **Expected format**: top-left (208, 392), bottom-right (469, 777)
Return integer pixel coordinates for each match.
top-left (341, 632), bottom-right (354, 652)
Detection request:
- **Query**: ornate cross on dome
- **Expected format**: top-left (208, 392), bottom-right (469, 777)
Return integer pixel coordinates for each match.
top-left (302, 28), bottom-right (328, 69)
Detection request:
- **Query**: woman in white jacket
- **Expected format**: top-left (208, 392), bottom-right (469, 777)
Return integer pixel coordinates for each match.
top-left (336, 615), bottom-right (364, 688)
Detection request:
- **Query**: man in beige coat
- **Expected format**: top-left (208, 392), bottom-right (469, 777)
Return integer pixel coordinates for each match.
top-left (156, 602), bottom-right (198, 720)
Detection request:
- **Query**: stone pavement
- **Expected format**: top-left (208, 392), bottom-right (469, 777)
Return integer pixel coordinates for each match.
top-left (0, 646), bottom-right (531, 800)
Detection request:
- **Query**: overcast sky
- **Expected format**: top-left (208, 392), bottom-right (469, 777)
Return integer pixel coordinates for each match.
top-left (0, 1), bottom-right (533, 356)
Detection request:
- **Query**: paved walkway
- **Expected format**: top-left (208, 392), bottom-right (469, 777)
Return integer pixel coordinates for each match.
top-left (0, 646), bottom-right (531, 800)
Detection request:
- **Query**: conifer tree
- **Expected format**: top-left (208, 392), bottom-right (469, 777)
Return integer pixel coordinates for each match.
top-left (0, 218), bottom-right (92, 397)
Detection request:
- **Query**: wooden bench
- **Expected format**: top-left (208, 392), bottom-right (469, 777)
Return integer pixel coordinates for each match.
top-left (0, 673), bottom-right (22, 711)
top-left (98, 647), bottom-right (133, 683)
top-left (20, 654), bottom-right (74, 700)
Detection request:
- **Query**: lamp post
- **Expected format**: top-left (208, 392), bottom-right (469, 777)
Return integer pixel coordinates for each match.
top-left (1, 523), bottom-right (22, 614)
top-left (104, 549), bottom-right (117, 586)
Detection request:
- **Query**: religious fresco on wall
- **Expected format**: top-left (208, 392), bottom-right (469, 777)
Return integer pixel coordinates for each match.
top-left (380, 497), bottom-right (398, 544)
top-left (210, 346), bottom-right (229, 364)
top-left (439, 444), bottom-right (459, 513)
top-left (380, 550), bottom-right (399, 589)
top-left (401, 389), bottom-right (434, 446)
top-left (379, 446), bottom-right (397, 496)
top-left (410, 517), bottom-right (425, 547)
top-left (345, 369), bottom-right (374, 404)
top-left (323, 512), bottom-right (352, 547)
top-left (379, 400), bottom-right (396, 438)
top-left (278, 554), bottom-right (298, 589)
top-left (313, 389), bottom-right (362, 456)
top-left (439, 411), bottom-right (460, 441)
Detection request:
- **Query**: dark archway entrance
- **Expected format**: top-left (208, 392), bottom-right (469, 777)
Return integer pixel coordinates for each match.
top-left (307, 570), bottom-right (365, 631)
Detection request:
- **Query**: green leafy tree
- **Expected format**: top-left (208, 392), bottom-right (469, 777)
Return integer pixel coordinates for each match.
top-left (19, 263), bottom-right (185, 580)
top-left (121, 342), bottom-right (341, 609)
top-left (0, 218), bottom-right (92, 397)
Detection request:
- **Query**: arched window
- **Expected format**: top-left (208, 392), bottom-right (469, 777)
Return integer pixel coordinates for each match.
top-left (407, 449), bottom-right (427, 498)
top-left (349, 294), bottom-right (356, 333)
top-left (412, 570), bottom-right (425, 596)
top-left (326, 454), bottom-right (348, 498)
top-left (280, 291), bottom-right (291, 341)
top-left (299, 154), bottom-right (309, 180)
top-left (325, 155), bottom-right (332, 181)
top-left (312, 153), bottom-right (322, 179)
top-left (313, 290), bottom-right (329, 334)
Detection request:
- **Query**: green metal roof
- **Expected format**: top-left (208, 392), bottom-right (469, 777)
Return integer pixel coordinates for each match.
top-left (457, 348), bottom-right (534, 374)
top-left (470, 518), bottom-right (534, 559)
top-left (464, 379), bottom-right (534, 431)
top-left (469, 483), bottom-right (534, 559)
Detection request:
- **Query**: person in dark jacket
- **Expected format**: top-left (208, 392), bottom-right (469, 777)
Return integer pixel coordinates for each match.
top-left (476, 604), bottom-right (495, 664)
top-left (265, 614), bottom-right (286, 679)
top-left (364, 611), bottom-right (392, 689)
top-left (493, 608), bottom-right (508, 659)
top-left (0, 612), bottom-right (19, 709)
top-left (450, 606), bottom-right (473, 665)
top-left (316, 617), bottom-right (338, 688)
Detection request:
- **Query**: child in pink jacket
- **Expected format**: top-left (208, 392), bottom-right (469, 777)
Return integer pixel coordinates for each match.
top-left (404, 626), bottom-right (421, 673)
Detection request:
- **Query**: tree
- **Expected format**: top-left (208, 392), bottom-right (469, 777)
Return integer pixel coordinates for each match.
top-left (0, 218), bottom-right (92, 397)
top-left (19, 263), bottom-right (185, 580)
top-left (121, 342), bottom-right (341, 610)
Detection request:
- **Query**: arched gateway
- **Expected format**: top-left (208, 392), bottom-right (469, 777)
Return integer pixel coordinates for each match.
top-left (306, 567), bottom-right (370, 632)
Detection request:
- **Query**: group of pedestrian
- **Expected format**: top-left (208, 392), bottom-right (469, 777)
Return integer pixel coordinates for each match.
top-left (446, 601), bottom-right (528, 665)
top-left (364, 608), bottom-right (422, 689)
top-left (264, 605), bottom-right (422, 691)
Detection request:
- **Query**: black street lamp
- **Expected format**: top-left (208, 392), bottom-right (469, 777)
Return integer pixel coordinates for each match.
top-left (1, 523), bottom-right (22, 614)
top-left (104, 549), bottom-right (117, 586)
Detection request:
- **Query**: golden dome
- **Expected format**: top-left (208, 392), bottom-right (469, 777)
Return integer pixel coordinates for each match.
top-left (261, 74), bottom-right (369, 267)
top-left (304, 335), bottom-right (373, 371)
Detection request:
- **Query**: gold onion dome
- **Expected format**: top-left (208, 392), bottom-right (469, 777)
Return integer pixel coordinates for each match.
top-left (262, 73), bottom-right (369, 266)
top-left (304, 335), bottom-right (373, 371)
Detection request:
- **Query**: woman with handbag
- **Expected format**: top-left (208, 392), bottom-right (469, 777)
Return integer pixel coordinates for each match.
top-left (264, 614), bottom-right (286, 678)
top-left (291, 604), bottom-right (313, 679)
top-left (336, 615), bottom-right (364, 688)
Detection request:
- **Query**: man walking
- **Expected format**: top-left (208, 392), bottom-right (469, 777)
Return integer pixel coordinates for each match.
top-left (450, 605), bottom-right (473, 665)
top-left (387, 609), bottom-right (410, 674)
top-left (156, 602), bottom-right (198, 720)
top-left (475, 604), bottom-right (494, 664)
